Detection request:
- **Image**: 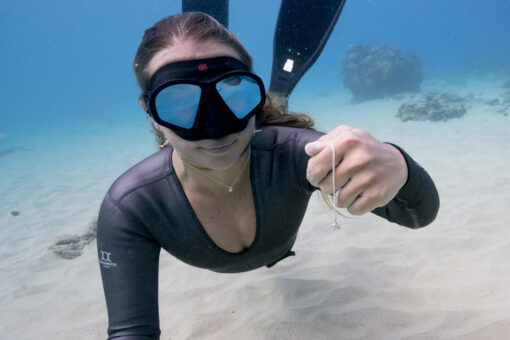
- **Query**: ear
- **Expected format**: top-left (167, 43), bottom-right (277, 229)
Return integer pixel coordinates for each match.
top-left (149, 117), bottom-right (161, 131)
top-left (138, 96), bottom-right (149, 116)
top-left (139, 96), bottom-right (161, 131)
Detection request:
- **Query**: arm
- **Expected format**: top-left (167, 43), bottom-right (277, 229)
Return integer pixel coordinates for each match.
top-left (97, 194), bottom-right (161, 339)
top-left (370, 144), bottom-right (439, 228)
top-left (305, 125), bottom-right (439, 228)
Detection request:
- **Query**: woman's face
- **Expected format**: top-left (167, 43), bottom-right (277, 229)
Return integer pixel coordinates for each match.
top-left (143, 40), bottom-right (256, 170)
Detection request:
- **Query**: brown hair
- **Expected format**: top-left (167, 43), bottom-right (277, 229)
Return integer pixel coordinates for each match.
top-left (133, 12), bottom-right (314, 147)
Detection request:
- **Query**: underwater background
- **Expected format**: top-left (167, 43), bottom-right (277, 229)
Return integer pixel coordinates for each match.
top-left (1, 1), bottom-right (510, 339)
top-left (1, 0), bottom-right (509, 135)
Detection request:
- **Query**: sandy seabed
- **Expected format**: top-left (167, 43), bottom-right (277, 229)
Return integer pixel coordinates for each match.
top-left (1, 76), bottom-right (509, 339)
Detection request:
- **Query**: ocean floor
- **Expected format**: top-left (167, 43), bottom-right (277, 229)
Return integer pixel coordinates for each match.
top-left (1, 75), bottom-right (509, 339)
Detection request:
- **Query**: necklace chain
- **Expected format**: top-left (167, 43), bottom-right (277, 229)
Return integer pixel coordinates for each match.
top-left (328, 143), bottom-right (341, 229)
top-left (182, 148), bottom-right (251, 193)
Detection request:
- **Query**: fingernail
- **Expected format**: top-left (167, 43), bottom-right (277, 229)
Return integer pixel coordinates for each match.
top-left (305, 141), bottom-right (324, 155)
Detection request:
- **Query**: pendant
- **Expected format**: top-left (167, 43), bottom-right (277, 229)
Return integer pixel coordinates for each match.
top-left (228, 187), bottom-right (233, 193)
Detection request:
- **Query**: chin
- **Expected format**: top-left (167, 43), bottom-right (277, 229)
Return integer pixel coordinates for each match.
top-left (204, 144), bottom-right (247, 169)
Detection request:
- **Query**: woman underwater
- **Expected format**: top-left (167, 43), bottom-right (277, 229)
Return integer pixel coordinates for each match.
top-left (97, 12), bottom-right (439, 339)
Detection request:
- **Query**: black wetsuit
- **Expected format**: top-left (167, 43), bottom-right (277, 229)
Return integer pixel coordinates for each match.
top-left (97, 126), bottom-right (439, 339)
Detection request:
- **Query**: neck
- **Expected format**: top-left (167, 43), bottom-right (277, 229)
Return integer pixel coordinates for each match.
top-left (173, 147), bottom-right (251, 194)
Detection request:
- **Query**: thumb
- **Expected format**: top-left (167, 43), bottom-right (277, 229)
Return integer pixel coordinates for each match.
top-left (305, 141), bottom-right (326, 156)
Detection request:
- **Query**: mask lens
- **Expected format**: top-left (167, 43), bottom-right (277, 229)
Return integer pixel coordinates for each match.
top-left (155, 84), bottom-right (201, 129)
top-left (216, 75), bottom-right (262, 119)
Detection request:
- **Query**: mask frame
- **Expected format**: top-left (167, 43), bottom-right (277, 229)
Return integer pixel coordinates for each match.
top-left (143, 56), bottom-right (266, 141)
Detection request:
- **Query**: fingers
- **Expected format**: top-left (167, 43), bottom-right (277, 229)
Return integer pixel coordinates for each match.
top-left (333, 175), bottom-right (387, 215)
top-left (330, 178), bottom-right (376, 216)
top-left (305, 125), bottom-right (387, 215)
top-left (333, 177), bottom-right (367, 215)
top-left (315, 159), bottom-right (351, 195)
top-left (337, 193), bottom-right (370, 216)
top-left (304, 125), bottom-right (355, 157)
top-left (320, 162), bottom-right (383, 216)
top-left (306, 143), bottom-right (344, 188)
top-left (304, 140), bottom-right (325, 157)
top-left (305, 125), bottom-right (360, 188)
top-left (323, 168), bottom-right (363, 211)
top-left (327, 124), bottom-right (356, 137)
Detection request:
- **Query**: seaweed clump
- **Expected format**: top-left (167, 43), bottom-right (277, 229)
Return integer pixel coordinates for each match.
top-left (341, 44), bottom-right (422, 103)
top-left (49, 220), bottom-right (97, 259)
top-left (397, 93), bottom-right (467, 122)
top-left (498, 90), bottom-right (510, 115)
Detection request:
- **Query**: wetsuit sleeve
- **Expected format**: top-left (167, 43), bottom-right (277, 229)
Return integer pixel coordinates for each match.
top-left (290, 128), bottom-right (326, 193)
top-left (287, 127), bottom-right (439, 228)
top-left (97, 193), bottom-right (161, 339)
top-left (371, 144), bottom-right (440, 228)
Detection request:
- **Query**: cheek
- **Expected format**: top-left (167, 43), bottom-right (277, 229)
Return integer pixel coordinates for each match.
top-left (160, 126), bottom-right (173, 140)
top-left (161, 128), bottom-right (192, 151)
top-left (161, 127), bottom-right (183, 146)
top-left (234, 119), bottom-right (255, 146)
top-left (240, 118), bottom-right (256, 138)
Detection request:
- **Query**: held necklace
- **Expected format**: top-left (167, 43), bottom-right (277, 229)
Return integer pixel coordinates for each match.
top-left (182, 147), bottom-right (251, 193)
top-left (328, 143), bottom-right (341, 229)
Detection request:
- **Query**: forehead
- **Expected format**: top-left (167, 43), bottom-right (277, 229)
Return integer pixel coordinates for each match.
top-left (146, 40), bottom-right (242, 80)
top-left (149, 56), bottom-right (249, 90)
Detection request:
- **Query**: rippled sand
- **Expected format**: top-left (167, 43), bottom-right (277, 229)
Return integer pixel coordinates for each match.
top-left (1, 77), bottom-right (509, 339)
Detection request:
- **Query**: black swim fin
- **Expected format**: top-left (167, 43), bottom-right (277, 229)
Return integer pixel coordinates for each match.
top-left (268, 0), bottom-right (347, 107)
top-left (182, 0), bottom-right (229, 28)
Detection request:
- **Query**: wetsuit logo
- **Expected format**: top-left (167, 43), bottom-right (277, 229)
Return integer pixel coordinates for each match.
top-left (99, 250), bottom-right (117, 270)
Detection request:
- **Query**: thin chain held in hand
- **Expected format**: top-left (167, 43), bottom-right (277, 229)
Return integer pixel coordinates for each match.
top-left (329, 143), bottom-right (341, 229)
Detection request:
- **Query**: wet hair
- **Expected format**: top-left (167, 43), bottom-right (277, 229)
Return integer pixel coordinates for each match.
top-left (133, 12), bottom-right (314, 148)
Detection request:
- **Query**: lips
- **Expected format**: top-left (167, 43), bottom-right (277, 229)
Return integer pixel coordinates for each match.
top-left (202, 140), bottom-right (235, 154)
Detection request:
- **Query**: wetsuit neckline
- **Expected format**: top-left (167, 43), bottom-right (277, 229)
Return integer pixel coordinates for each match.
top-left (168, 147), bottom-right (261, 256)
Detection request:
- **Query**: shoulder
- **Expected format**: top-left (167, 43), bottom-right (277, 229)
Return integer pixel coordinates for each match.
top-left (251, 126), bottom-right (322, 193)
top-left (108, 147), bottom-right (173, 202)
top-left (251, 126), bottom-right (324, 151)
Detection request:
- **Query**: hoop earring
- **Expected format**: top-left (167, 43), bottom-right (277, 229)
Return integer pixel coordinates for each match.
top-left (159, 139), bottom-right (170, 149)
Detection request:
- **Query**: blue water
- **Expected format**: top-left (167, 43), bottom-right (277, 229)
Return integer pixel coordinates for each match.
top-left (1, 2), bottom-right (509, 337)
top-left (0, 0), bottom-right (509, 216)
top-left (1, 0), bottom-right (509, 137)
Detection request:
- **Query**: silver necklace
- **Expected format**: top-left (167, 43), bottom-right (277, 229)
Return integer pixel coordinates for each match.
top-left (182, 148), bottom-right (251, 193)
top-left (328, 143), bottom-right (341, 229)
